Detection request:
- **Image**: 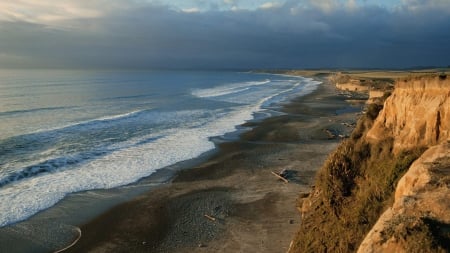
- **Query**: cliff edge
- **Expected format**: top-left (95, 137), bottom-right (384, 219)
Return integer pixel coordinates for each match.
top-left (367, 76), bottom-right (450, 154)
top-left (290, 75), bottom-right (450, 252)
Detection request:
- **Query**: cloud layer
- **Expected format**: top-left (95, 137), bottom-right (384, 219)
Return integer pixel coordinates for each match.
top-left (0, 0), bottom-right (449, 69)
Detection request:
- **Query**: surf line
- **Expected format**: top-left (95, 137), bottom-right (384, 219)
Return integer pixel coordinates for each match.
top-left (53, 227), bottom-right (82, 253)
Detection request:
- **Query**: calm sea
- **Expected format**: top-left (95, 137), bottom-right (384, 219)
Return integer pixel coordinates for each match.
top-left (0, 69), bottom-right (319, 227)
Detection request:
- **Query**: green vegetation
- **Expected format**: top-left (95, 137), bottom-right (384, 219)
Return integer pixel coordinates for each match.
top-left (291, 102), bottom-right (426, 252)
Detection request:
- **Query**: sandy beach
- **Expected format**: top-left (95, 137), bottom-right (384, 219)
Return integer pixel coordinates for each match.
top-left (1, 1), bottom-right (448, 252)
top-left (63, 78), bottom-right (363, 253)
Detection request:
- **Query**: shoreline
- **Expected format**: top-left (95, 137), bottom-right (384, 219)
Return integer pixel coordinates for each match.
top-left (61, 78), bottom-right (362, 252)
top-left (0, 72), bottom-right (317, 253)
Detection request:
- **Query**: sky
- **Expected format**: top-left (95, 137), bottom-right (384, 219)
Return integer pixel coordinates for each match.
top-left (0, 0), bottom-right (449, 69)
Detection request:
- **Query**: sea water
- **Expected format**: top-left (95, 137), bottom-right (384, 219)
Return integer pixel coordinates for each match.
top-left (0, 69), bottom-right (319, 228)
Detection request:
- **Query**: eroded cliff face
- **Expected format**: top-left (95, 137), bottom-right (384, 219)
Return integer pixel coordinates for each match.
top-left (290, 75), bottom-right (450, 253)
top-left (358, 76), bottom-right (450, 252)
top-left (329, 74), bottom-right (370, 92)
top-left (367, 76), bottom-right (450, 154)
top-left (358, 143), bottom-right (450, 253)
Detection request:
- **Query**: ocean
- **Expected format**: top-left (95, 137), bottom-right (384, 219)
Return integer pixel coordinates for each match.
top-left (0, 69), bottom-right (319, 229)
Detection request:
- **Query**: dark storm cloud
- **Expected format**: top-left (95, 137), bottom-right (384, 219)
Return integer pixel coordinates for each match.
top-left (0, 1), bottom-right (449, 69)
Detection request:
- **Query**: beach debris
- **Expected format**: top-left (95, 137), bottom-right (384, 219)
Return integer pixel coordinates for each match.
top-left (280, 169), bottom-right (294, 178)
top-left (323, 129), bottom-right (336, 139)
top-left (204, 214), bottom-right (216, 221)
top-left (342, 122), bottom-right (356, 128)
top-left (271, 171), bottom-right (289, 183)
top-left (338, 134), bottom-right (349, 139)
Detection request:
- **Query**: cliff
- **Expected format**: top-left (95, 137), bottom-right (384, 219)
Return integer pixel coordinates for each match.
top-left (367, 76), bottom-right (450, 154)
top-left (328, 73), bottom-right (393, 104)
top-left (357, 75), bottom-right (450, 252)
top-left (329, 73), bottom-right (370, 92)
top-left (290, 75), bottom-right (450, 252)
top-left (358, 143), bottom-right (450, 252)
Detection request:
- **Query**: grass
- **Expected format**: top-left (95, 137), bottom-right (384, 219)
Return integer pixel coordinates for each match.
top-left (261, 68), bottom-right (450, 80)
top-left (381, 216), bottom-right (450, 253)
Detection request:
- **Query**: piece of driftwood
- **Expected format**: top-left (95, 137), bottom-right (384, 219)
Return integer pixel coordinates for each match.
top-left (204, 214), bottom-right (216, 221)
top-left (324, 129), bottom-right (336, 139)
top-left (271, 171), bottom-right (289, 183)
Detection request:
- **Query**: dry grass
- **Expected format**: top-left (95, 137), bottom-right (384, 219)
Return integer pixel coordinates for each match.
top-left (338, 68), bottom-right (450, 80)
top-left (381, 216), bottom-right (450, 253)
top-left (347, 71), bottom-right (416, 79)
top-left (262, 68), bottom-right (450, 83)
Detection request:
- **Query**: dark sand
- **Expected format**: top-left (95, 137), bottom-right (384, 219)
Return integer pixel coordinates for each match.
top-left (64, 80), bottom-right (363, 253)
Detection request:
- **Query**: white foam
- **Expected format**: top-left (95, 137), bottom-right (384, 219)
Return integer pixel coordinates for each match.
top-left (0, 109), bottom-right (210, 179)
top-left (36, 109), bottom-right (146, 133)
top-left (192, 79), bottom-right (270, 98)
top-left (0, 113), bottom-right (237, 227)
top-left (0, 78), bottom-right (320, 227)
top-left (0, 109), bottom-right (150, 141)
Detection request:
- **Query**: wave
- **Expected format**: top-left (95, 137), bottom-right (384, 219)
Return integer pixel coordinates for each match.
top-left (0, 106), bottom-right (71, 117)
top-left (0, 127), bottom-right (216, 226)
top-left (192, 79), bottom-right (270, 98)
top-left (101, 94), bottom-right (155, 101)
top-left (0, 151), bottom-right (106, 188)
top-left (0, 109), bottom-right (150, 159)
top-left (0, 109), bottom-right (208, 168)
top-left (0, 135), bottom-right (168, 189)
top-left (30, 109), bottom-right (148, 135)
top-left (0, 107), bottom-right (255, 226)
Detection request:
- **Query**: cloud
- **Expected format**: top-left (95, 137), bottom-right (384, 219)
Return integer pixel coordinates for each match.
top-left (0, 1), bottom-right (107, 23)
top-left (0, 0), bottom-right (449, 69)
top-left (259, 2), bottom-right (282, 10)
top-left (346, 0), bottom-right (357, 10)
top-left (182, 7), bottom-right (201, 13)
top-left (308, 0), bottom-right (338, 13)
top-left (400, 0), bottom-right (450, 12)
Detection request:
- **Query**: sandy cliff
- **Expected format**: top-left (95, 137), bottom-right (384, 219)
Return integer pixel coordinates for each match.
top-left (358, 76), bottom-right (450, 252)
top-left (367, 76), bottom-right (450, 154)
top-left (329, 73), bottom-right (392, 104)
top-left (329, 73), bottom-right (370, 92)
top-left (290, 75), bottom-right (450, 252)
top-left (358, 143), bottom-right (450, 253)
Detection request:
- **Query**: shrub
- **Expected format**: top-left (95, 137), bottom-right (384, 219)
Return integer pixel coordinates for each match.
top-left (366, 103), bottom-right (383, 120)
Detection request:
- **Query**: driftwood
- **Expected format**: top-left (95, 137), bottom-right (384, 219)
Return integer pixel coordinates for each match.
top-left (271, 171), bottom-right (289, 183)
top-left (204, 214), bottom-right (216, 221)
top-left (324, 129), bottom-right (336, 139)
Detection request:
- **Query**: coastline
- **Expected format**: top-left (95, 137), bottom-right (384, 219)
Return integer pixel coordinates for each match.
top-left (61, 77), bottom-right (363, 252)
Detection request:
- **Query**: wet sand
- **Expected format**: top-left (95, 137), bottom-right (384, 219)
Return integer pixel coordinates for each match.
top-left (64, 79), bottom-right (363, 253)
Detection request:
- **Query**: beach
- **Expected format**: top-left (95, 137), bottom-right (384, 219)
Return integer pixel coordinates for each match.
top-left (1, 1), bottom-right (448, 252)
top-left (62, 78), bottom-right (363, 253)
